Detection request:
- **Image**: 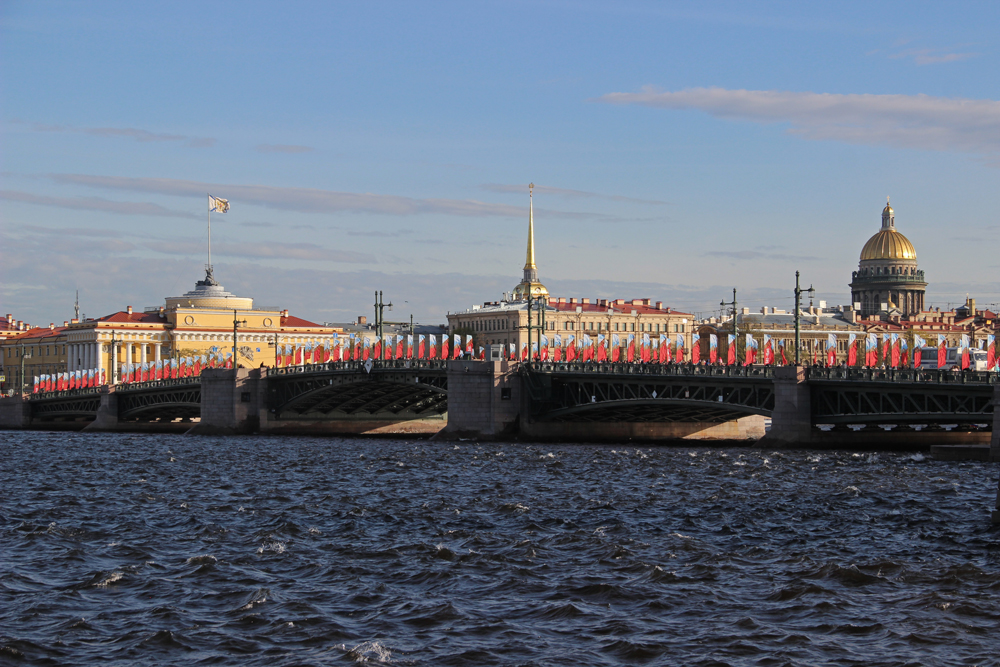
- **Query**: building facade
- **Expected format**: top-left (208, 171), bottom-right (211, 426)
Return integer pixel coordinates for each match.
top-left (447, 186), bottom-right (694, 352)
top-left (849, 201), bottom-right (927, 318)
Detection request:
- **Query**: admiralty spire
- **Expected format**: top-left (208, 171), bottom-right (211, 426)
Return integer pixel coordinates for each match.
top-left (512, 183), bottom-right (550, 301)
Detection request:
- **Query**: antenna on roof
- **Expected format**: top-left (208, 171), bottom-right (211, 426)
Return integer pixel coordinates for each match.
top-left (74, 291), bottom-right (80, 321)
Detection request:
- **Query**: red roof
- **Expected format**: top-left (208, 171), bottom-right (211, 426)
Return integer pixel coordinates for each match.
top-left (546, 301), bottom-right (693, 317)
top-left (281, 315), bottom-right (324, 328)
top-left (5, 326), bottom-right (68, 340)
top-left (95, 311), bottom-right (166, 324)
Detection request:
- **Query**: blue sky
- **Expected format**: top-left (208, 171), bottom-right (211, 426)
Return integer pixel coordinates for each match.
top-left (2, 1), bottom-right (999, 326)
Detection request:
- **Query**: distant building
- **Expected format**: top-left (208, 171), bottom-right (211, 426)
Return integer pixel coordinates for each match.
top-left (0, 271), bottom-right (338, 394)
top-left (849, 201), bottom-right (927, 318)
top-left (447, 185), bottom-right (693, 351)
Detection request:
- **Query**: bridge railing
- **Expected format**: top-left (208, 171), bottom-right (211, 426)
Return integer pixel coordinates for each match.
top-left (264, 359), bottom-right (448, 377)
top-left (31, 386), bottom-right (104, 401)
top-left (527, 362), bottom-right (775, 379)
top-left (116, 376), bottom-right (203, 392)
top-left (806, 367), bottom-right (998, 385)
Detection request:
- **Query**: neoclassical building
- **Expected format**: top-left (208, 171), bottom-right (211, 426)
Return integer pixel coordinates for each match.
top-left (448, 186), bottom-right (694, 351)
top-left (849, 200), bottom-right (927, 318)
top-left (1, 270), bottom-right (339, 391)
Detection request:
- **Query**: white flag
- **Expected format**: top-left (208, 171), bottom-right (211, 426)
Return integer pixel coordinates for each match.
top-left (209, 194), bottom-right (230, 213)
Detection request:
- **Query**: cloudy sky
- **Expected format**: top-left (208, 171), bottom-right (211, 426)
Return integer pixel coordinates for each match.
top-left (3, 1), bottom-right (999, 326)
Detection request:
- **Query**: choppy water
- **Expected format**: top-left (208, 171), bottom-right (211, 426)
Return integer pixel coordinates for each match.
top-left (2, 433), bottom-right (999, 666)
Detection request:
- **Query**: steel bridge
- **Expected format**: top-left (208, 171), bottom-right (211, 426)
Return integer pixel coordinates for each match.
top-left (29, 378), bottom-right (202, 424)
top-left (522, 363), bottom-right (776, 423)
top-left (265, 360), bottom-right (448, 422)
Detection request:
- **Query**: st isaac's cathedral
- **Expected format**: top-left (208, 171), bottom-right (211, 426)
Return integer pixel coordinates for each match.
top-left (849, 201), bottom-right (927, 319)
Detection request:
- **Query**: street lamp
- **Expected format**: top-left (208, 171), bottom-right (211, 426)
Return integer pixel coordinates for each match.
top-left (232, 310), bottom-right (248, 368)
top-left (721, 288), bottom-right (738, 363)
top-left (794, 271), bottom-right (815, 366)
top-left (20, 342), bottom-right (32, 396)
top-left (374, 291), bottom-right (393, 342)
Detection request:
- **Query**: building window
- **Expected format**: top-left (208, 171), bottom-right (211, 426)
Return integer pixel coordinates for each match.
top-left (631, 323), bottom-right (635, 332)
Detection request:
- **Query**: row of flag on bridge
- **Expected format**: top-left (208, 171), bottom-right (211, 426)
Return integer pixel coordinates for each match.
top-left (275, 334), bottom-right (480, 364)
top-left (33, 368), bottom-right (106, 393)
top-left (119, 354), bottom-right (232, 383)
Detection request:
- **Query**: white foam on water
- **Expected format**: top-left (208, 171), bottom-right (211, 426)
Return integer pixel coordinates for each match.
top-left (95, 571), bottom-right (124, 587)
top-left (347, 640), bottom-right (393, 663)
top-left (257, 541), bottom-right (286, 555)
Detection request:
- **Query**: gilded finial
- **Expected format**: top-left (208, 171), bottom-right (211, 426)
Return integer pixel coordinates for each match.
top-left (529, 182), bottom-right (534, 195)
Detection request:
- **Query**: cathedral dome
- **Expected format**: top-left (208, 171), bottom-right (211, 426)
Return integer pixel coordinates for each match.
top-left (859, 229), bottom-right (917, 261)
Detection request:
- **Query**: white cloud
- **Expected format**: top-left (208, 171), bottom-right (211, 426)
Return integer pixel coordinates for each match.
top-left (46, 174), bottom-right (638, 221)
top-left (256, 144), bottom-right (313, 154)
top-left (889, 48), bottom-right (978, 66)
top-left (12, 120), bottom-right (214, 147)
top-left (595, 86), bottom-right (1000, 155)
top-left (0, 189), bottom-right (197, 218)
top-left (481, 183), bottom-right (669, 206)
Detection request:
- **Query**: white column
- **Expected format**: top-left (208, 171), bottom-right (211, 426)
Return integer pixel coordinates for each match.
top-left (96, 340), bottom-right (104, 378)
top-left (140, 343), bottom-right (147, 365)
top-left (154, 343), bottom-right (162, 363)
top-left (125, 341), bottom-right (132, 368)
top-left (71, 343), bottom-right (79, 371)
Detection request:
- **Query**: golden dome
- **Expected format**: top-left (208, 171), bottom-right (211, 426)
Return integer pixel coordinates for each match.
top-left (860, 229), bottom-right (916, 261)
top-left (883, 203), bottom-right (893, 215)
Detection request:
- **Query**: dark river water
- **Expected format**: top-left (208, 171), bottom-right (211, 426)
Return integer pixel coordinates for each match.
top-left (2, 432), bottom-right (999, 666)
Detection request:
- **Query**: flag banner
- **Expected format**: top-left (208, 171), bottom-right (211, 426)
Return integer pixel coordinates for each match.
top-left (383, 335), bottom-right (392, 360)
top-left (362, 337), bottom-right (371, 361)
top-left (429, 334), bottom-right (438, 359)
top-left (979, 339), bottom-right (986, 350)
top-left (847, 333), bottom-right (857, 367)
top-left (282, 343), bottom-right (291, 366)
top-left (564, 335), bottom-right (575, 362)
top-left (826, 333), bottom-right (837, 367)
top-left (88, 369), bottom-right (95, 387)
top-left (881, 334), bottom-right (890, 366)
top-left (582, 334), bottom-right (593, 362)
top-left (988, 334), bottom-right (996, 371)
top-left (373, 337), bottom-right (382, 360)
top-left (727, 334), bottom-right (736, 366)
top-left (709, 334), bottom-right (718, 364)
top-left (597, 334), bottom-right (607, 362)
top-left (611, 334), bottom-right (621, 363)
top-left (120, 366), bottom-right (127, 385)
top-left (77, 370), bottom-right (83, 387)
top-left (540, 335), bottom-right (549, 361)
top-left (405, 335), bottom-right (412, 360)
top-left (509, 343), bottom-right (516, 361)
top-left (692, 333), bottom-right (701, 365)
top-left (478, 346), bottom-right (485, 360)
top-left (641, 333), bottom-right (651, 363)
top-left (453, 334), bottom-right (462, 360)
top-left (937, 334), bottom-right (946, 368)
top-left (763, 334), bottom-right (773, 365)
top-left (627, 334), bottom-right (635, 363)
top-left (154, 359), bottom-right (162, 380)
top-left (900, 338), bottom-right (909, 367)
top-left (465, 335), bottom-right (474, 356)
top-left (33, 376), bottom-right (39, 393)
top-left (171, 358), bottom-right (178, 379)
top-left (140, 362), bottom-right (148, 382)
top-left (208, 194), bottom-right (230, 213)
top-left (961, 334), bottom-right (970, 369)
top-left (294, 345), bottom-right (303, 365)
top-left (322, 341), bottom-right (331, 363)
top-left (553, 334), bottom-right (563, 362)
top-left (656, 335), bottom-right (666, 364)
top-left (415, 334), bottom-right (423, 359)
top-left (890, 333), bottom-right (900, 368)
top-left (531, 341), bottom-right (539, 360)
top-left (315, 343), bottom-right (325, 364)
top-left (441, 335), bottom-right (450, 360)
top-left (398, 335), bottom-right (406, 360)
top-left (521, 343), bottom-right (528, 361)
top-left (675, 333), bottom-right (684, 364)
top-left (913, 336), bottom-right (923, 368)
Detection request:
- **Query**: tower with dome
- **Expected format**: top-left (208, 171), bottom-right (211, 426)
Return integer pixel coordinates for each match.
top-left (849, 200), bottom-right (926, 318)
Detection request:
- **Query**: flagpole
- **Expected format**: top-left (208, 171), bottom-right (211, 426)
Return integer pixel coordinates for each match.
top-left (207, 194), bottom-right (212, 278)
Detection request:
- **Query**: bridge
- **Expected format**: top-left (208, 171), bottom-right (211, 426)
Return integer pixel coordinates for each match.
top-left (3, 360), bottom-right (999, 450)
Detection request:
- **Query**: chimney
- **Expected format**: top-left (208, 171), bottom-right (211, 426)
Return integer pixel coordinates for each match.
top-left (570, 298), bottom-right (577, 304)
top-left (643, 299), bottom-right (651, 306)
top-left (63, 321), bottom-right (69, 327)
top-left (969, 298), bottom-right (976, 315)
top-left (357, 316), bottom-right (367, 325)
top-left (49, 323), bottom-right (55, 329)
top-left (558, 297), bottom-right (566, 303)
top-left (581, 298), bottom-right (590, 304)
top-left (126, 306), bottom-right (133, 315)
top-left (655, 301), bottom-right (664, 310)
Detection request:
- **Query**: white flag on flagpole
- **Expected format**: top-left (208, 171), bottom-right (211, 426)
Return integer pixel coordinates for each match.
top-left (209, 195), bottom-right (230, 213)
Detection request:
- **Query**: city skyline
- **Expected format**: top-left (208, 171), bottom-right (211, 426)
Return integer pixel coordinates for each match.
top-left (3, 2), bottom-right (999, 326)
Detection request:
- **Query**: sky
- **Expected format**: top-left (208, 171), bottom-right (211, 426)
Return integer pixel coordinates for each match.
top-left (2, 1), bottom-right (999, 327)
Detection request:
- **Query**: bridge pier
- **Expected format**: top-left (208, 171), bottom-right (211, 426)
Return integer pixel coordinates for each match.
top-left (188, 368), bottom-right (261, 435)
top-left (0, 396), bottom-right (30, 430)
top-left (82, 387), bottom-right (118, 432)
top-left (757, 366), bottom-right (811, 448)
top-left (439, 360), bottom-right (520, 440)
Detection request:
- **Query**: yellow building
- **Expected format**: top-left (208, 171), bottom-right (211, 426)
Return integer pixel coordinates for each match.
top-left (0, 323), bottom-right (70, 395)
top-left (448, 185), bottom-right (694, 351)
top-left (1, 272), bottom-right (339, 392)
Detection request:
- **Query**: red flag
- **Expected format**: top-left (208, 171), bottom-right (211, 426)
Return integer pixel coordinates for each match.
top-left (396, 337), bottom-right (404, 359)
top-left (988, 342), bottom-right (996, 371)
top-left (465, 335), bottom-right (474, 356)
top-left (692, 341), bottom-right (700, 365)
top-left (848, 341), bottom-right (857, 366)
top-left (441, 336), bottom-right (449, 360)
top-left (553, 344), bottom-right (562, 362)
top-left (961, 348), bottom-right (970, 370)
top-left (521, 343), bottom-right (528, 361)
top-left (891, 340), bottom-right (900, 368)
top-left (914, 346), bottom-right (922, 368)
top-left (418, 336), bottom-right (426, 359)
top-left (727, 341), bottom-right (736, 366)
top-left (827, 346), bottom-right (836, 367)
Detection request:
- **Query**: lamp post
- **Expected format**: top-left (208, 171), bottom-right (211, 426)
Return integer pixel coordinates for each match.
top-left (794, 271), bottom-right (815, 365)
top-left (109, 330), bottom-right (118, 385)
top-left (232, 310), bottom-right (248, 368)
top-left (20, 342), bottom-right (32, 396)
top-left (720, 288), bottom-right (738, 364)
top-left (373, 291), bottom-right (392, 342)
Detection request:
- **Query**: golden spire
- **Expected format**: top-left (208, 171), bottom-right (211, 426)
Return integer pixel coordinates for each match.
top-left (524, 182), bottom-right (536, 270)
